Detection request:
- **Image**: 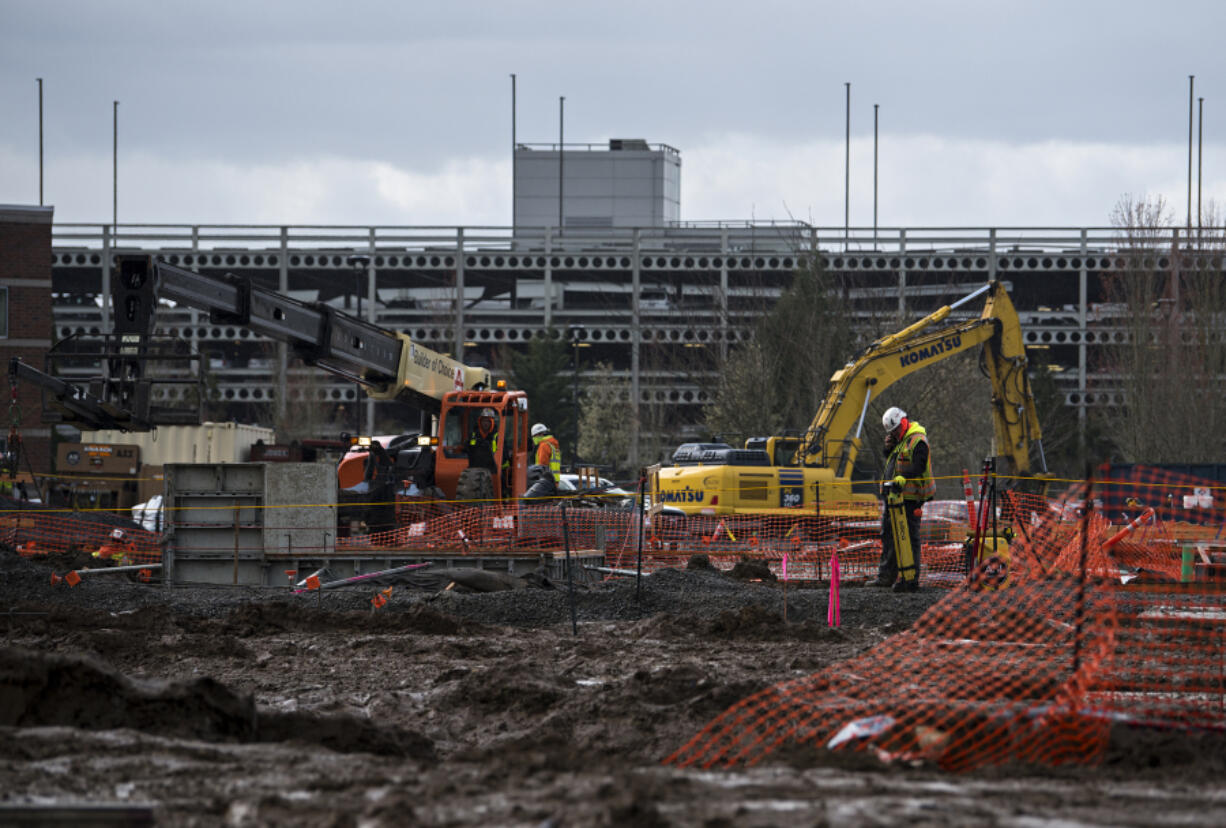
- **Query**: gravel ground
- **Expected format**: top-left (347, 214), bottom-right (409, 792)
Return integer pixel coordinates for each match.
top-left (2, 546), bottom-right (1224, 827)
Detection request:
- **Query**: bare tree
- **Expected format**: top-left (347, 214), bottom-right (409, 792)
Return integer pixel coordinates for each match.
top-left (869, 350), bottom-right (997, 498)
top-left (704, 256), bottom-right (854, 445)
top-left (272, 357), bottom-right (338, 443)
top-left (1098, 195), bottom-right (1226, 462)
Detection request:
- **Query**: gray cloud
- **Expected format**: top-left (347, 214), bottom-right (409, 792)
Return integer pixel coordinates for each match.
top-left (2, 1), bottom-right (1224, 224)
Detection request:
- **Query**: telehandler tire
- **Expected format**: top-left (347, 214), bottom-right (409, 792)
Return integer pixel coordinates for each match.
top-left (456, 467), bottom-right (495, 504)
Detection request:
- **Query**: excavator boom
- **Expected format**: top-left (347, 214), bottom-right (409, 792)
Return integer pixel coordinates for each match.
top-left (801, 280), bottom-right (1042, 479)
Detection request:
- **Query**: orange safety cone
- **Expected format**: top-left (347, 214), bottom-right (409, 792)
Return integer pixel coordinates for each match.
top-left (713, 520), bottom-right (737, 543)
top-left (138, 568), bottom-right (153, 583)
top-left (50, 573), bottom-right (62, 586)
top-left (65, 570), bottom-right (82, 588)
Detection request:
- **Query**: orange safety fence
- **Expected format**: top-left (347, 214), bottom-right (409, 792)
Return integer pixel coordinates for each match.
top-left (666, 465), bottom-right (1226, 772)
top-left (3, 468), bottom-right (1222, 589)
top-left (0, 509), bottom-right (161, 565)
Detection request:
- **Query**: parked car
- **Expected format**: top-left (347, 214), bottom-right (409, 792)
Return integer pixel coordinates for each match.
top-left (558, 473), bottom-right (630, 496)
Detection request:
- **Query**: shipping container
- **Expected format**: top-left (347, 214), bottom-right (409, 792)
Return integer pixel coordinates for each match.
top-left (81, 422), bottom-right (275, 466)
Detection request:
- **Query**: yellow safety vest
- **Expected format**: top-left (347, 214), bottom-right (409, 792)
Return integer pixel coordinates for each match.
top-left (887, 422), bottom-right (935, 501)
top-left (534, 436), bottom-right (562, 482)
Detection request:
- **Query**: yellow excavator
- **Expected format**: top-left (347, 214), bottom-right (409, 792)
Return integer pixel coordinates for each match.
top-left (653, 281), bottom-right (1047, 518)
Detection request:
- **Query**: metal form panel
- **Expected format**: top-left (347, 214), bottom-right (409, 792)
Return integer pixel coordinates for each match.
top-left (164, 462), bottom-right (336, 585)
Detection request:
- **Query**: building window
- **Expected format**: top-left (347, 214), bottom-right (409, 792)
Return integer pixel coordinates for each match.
top-left (0, 286), bottom-right (7, 338)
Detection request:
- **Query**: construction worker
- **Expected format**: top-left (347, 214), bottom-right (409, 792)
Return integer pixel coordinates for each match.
top-left (93, 528), bottom-right (130, 566)
top-left (467, 408), bottom-right (499, 472)
top-left (870, 406), bottom-right (935, 592)
top-left (531, 422), bottom-right (562, 483)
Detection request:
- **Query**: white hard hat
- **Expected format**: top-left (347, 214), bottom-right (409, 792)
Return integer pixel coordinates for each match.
top-left (882, 406), bottom-right (906, 432)
top-left (480, 408), bottom-right (495, 418)
top-left (531, 423), bottom-right (549, 437)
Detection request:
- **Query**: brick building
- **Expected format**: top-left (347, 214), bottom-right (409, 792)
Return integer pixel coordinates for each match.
top-left (1, 204), bottom-right (55, 475)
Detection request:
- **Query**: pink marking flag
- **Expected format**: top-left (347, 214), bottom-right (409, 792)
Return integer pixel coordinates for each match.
top-left (827, 551), bottom-right (841, 628)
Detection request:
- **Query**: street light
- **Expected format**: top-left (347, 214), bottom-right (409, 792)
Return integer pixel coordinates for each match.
top-left (568, 323), bottom-right (584, 461)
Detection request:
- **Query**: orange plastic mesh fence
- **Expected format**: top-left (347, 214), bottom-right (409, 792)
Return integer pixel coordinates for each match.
top-left (667, 466), bottom-right (1226, 772)
top-left (0, 510), bottom-right (161, 565)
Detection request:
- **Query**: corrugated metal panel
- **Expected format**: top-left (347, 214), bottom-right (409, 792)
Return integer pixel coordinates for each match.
top-left (81, 422), bottom-right (275, 466)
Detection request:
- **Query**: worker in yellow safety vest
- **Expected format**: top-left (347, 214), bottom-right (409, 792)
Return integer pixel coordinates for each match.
top-left (93, 528), bottom-right (130, 566)
top-left (870, 406), bottom-right (935, 592)
top-left (531, 423), bottom-right (562, 483)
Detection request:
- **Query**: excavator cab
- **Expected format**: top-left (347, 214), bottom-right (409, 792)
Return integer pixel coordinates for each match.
top-left (745, 434), bottom-right (805, 467)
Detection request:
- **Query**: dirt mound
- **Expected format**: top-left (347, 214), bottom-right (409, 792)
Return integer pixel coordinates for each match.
top-left (686, 554), bottom-right (716, 571)
top-left (1102, 724), bottom-right (1226, 777)
top-left (0, 645), bottom-right (256, 740)
top-left (728, 557), bottom-right (777, 581)
top-left (0, 646), bottom-right (434, 759)
top-left (260, 709), bottom-right (436, 759)
top-left (446, 665), bottom-right (565, 715)
top-left (631, 663), bottom-right (712, 704)
top-left (624, 612), bottom-right (701, 639)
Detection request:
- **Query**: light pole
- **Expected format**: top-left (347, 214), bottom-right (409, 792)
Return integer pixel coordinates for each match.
top-left (569, 323), bottom-right (583, 461)
top-left (873, 102), bottom-right (879, 248)
top-left (112, 103), bottom-right (118, 236)
top-left (511, 73), bottom-right (517, 231)
top-left (37, 78), bottom-right (43, 206)
top-left (843, 82), bottom-right (850, 248)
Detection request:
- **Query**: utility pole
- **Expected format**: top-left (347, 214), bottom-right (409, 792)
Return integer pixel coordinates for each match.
top-left (37, 78), bottom-right (43, 206)
top-left (1197, 96), bottom-right (1204, 231)
top-left (1187, 75), bottom-right (1194, 229)
top-left (873, 102), bottom-right (879, 246)
top-left (844, 82), bottom-right (850, 247)
top-left (558, 96), bottom-right (565, 234)
top-left (511, 73), bottom-right (517, 232)
top-left (113, 100), bottom-right (119, 234)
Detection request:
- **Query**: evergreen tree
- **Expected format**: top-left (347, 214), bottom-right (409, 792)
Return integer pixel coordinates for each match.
top-left (704, 258), bottom-right (854, 444)
top-left (510, 332), bottom-right (575, 453)
top-left (577, 362), bottom-right (634, 474)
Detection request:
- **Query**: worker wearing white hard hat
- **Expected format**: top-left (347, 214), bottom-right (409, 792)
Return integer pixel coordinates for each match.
top-left (531, 423), bottom-right (562, 482)
top-left (870, 406), bottom-right (935, 591)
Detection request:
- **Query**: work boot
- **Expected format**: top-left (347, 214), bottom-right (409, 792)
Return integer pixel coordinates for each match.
top-left (892, 579), bottom-right (919, 593)
top-left (867, 576), bottom-right (895, 588)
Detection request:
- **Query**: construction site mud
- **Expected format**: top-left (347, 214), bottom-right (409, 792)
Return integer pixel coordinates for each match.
top-left (2, 547), bottom-right (1224, 826)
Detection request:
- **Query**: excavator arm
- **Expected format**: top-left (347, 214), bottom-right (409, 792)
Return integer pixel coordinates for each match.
top-left (798, 281), bottom-right (1044, 479)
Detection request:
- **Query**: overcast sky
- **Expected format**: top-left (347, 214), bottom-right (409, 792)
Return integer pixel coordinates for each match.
top-left (2, 0), bottom-right (1224, 228)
